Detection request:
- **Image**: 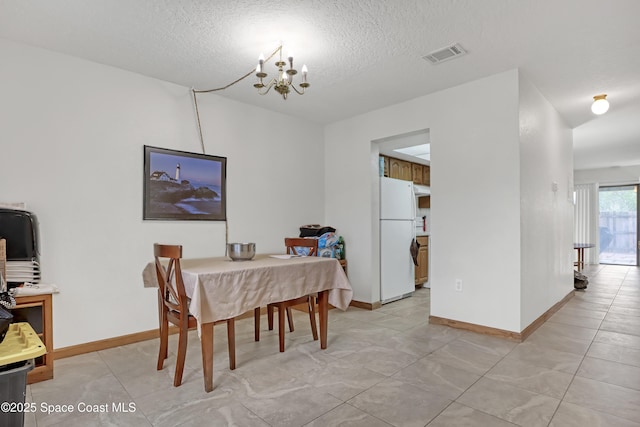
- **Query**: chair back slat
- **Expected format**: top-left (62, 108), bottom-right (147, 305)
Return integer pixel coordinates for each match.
top-left (284, 237), bottom-right (318, 256)
top-left (154, 243), bottom-right (188, 314)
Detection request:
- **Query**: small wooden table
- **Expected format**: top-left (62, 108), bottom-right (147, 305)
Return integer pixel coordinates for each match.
top-left (13, 294), bottom-right (54, 383)
top-left (574, 243), bottom-right (595, 271)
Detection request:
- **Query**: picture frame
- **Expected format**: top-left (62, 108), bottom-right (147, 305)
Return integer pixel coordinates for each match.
top-left (143, 145), bottom-right (227, 221)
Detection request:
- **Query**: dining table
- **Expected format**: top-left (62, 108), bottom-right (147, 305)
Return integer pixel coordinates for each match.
top-left (143, 253), bottom-right (353, 392)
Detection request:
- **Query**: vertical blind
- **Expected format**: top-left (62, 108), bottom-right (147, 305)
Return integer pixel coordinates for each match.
top-left (574, 183), bottom-right (599, 265)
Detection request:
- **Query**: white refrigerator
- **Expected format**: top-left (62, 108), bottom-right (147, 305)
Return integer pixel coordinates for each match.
top-left (380, 177), bottom-right (416, 303)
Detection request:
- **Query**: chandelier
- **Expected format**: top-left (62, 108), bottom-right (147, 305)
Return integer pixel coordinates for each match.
top-left (254, 46), bottom-right (309, 99)
top-left (191, 45), bottom-right (310, 151)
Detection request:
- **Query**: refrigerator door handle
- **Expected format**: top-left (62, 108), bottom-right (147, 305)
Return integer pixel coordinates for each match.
top-left (411, 188), bottom-right (417, 240)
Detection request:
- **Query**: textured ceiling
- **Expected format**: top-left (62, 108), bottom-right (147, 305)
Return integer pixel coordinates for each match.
top-left (1, 0), bottom-right (639, 170)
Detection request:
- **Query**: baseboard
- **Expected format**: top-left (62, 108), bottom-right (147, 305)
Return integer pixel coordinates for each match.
top-left (54, 328), bottom-right (167, 359)
top-left (54, 308), bottom-right (263, 360)
top-left (429, 289), bottom-right (575, 342)
top-left (429, 316), bottom-right (524, 341)
top-left (349, 300), bottom-right (382, 310)
top-left (55, 291), bottom-right (575, 358)
top-left (519, 289), bottom-right (575, 341)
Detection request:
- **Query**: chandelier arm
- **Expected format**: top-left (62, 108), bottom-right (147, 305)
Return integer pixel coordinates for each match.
top-left (193, 46), bottom-right (282, 94)
top-left (257, 80), bottom-right (276, 95)
top-left (290, 85), bottom-right (306, 96)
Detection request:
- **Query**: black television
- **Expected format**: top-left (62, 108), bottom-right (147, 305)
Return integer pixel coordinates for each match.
top-left (0, 208), bottom-right (40, 261)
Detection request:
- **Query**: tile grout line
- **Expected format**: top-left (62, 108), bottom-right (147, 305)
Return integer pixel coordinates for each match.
top-left (443, 334), bottom-right (530, 426)
top-left (436, 265), bottom-right (635, 426)
top-left (547, 265), bottom-right (634, 425)
top-left (95, 348), bottom-right (157, 427)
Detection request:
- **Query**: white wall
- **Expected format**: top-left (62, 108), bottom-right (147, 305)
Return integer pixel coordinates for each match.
top-left (326, 70), bottom-right (523, 331)
top-left (518, 74), bottom-right (574, 329)
top-left (0, 39), bottom-right (325, 348)
top-left (0, 38), bottom-right (577, 345)
top-left (326, 69), bottom-right (574, 333)
top-left (574, 165), bottom-right (640, 185)
top-left (431, 72), bottom-right (524, 332)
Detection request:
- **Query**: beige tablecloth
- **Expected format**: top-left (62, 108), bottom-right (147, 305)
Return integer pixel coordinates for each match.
top-left (143, 254), bottom-right (353, 325)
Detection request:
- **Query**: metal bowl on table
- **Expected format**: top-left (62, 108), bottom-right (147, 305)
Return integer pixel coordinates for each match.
top-left (227, 243), bottom-right (256, 261)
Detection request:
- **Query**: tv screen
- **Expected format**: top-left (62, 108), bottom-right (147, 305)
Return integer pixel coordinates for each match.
top-left (143, 146), bottom-right (227, 221)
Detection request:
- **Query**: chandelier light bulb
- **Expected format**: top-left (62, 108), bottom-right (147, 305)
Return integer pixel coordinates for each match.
top-left (591, 94), bottom-right (609, 115)
top-left (287, 51), bottom-right (294, 69)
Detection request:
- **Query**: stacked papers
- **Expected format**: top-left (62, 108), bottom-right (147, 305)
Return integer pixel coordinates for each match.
top-left (6, 260), bottom-right (41, 284)
top-left (12, 283), bottom-right (59, 296)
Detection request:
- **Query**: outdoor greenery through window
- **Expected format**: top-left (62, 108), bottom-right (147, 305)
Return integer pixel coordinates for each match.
top-left (599, 185), bottom-right (638, 265)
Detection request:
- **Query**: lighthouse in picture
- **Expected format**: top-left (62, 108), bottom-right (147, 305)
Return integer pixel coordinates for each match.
top-left (175, 163), bottom-right (180, 181)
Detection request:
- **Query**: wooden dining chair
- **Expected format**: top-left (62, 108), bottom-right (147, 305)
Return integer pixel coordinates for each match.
top-left (154, 243), bottom-right (236, 387)
top-left (266, 238), bottom-right (319, 352)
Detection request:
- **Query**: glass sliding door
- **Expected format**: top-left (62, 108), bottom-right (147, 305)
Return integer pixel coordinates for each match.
top-left (599, 185), bottom-right (638, 265)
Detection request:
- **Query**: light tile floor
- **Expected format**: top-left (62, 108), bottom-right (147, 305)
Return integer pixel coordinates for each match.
top-left (21, 264), bottom-right (640, 426)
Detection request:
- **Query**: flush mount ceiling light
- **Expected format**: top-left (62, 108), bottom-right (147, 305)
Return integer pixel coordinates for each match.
top-left (591, 94), bottom-right (610, 115)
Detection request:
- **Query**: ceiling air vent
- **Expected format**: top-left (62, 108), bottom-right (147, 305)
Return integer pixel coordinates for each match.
top-left (423, 43), bottom-right (467, 64)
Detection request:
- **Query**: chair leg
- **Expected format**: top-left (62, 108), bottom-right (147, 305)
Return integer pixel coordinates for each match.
top-left (308, 296), bottom-right (318, 341)
top-left (157, 303), bottom-right (169, 371)
top-left (286, 307), bottom-right (295, 332)
top-left (278, 304), bottom-right (286, 352)
top-left (227, 318), bottom-right (236, 370)
top-left (157, 319), bottom-right (168, 369)
top-left (254, 307), bottom-right (260, 342)
top-left (268, 305), bottom-right (274, 330)
top-left (173, 321), bottom-right (189, 387)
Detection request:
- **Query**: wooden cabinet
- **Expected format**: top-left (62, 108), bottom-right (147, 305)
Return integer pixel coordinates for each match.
top-left (13, 294), bottom-right (54, 383)
top-left (415, 236), bottom-right (429, 285)
top-left (388, 157), bottom-right (400, 179)
top-left (399, 161), bottom-right (412, 181)
top-left (412, 164), bottom-right (424, 185)
top-left (389, 158), bottom-right (412, 181)
top-left (418, 196), bottom-right (431, 209)
top-left (382, 155), bottom-right (429, 184)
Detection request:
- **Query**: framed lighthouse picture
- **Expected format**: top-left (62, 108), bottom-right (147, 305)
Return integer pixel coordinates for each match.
top-left (143, 145), bottom-right (227, 221)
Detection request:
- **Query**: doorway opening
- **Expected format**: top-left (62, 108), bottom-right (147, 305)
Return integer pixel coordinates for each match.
top-left (598, 184), bottom-right (638, 266)
top-left (371, 128), bottom-right (431, 305)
